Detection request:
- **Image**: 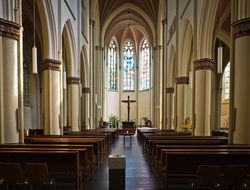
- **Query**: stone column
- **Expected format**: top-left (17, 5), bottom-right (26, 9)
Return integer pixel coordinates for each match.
top-left (162, 18), bottom-right (167, 130)
top-left (41, 59), bottom-right (61, 135)
top-left (153, 46), bottom-right (163, 128)
top-left (67, 77), bottom-right (80, 131)
top-left (166, 87), bottom-right (174, 130)
top-left (232, 17), bottom-right (250, 144)
top-left (81, 87), bottom-right (90, 129)
top-left (95, 46), bottom-right (103, 128)
top-left (0, 18), bottom-right (20, 143)
top-left (193, 58), bottom-right (215, 135)
top-left (89, 19), bottom-right (95, 129)
top-left (176, 76), bottom-right (189, 131)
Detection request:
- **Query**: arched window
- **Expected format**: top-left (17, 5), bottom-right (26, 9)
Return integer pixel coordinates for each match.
top-left (139, 39), bottom-right (150, 90)
top-left (107, 40), bottom-right (117, 90)
top-left (23, 61), bottom-right (30, 105)
top-left (123, 41), bottom-right (135, 91)
top-left (222, 62), bottom-right (230, 102)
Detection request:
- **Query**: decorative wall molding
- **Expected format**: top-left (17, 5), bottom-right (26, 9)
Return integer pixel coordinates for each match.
top-left (194, 58), bottom-right (215, 71)
top-left (166, 87), bottom-right (174, 93)
top-left (41, 59), bottom-right (61, 71)
top-left (232, 17), bottom-right (250, 39)
top-left (176, 76), bottom-right (189, 84)
top-left (82, 87), bottom-right (90, 93)
top-left (67, 76), bottom-right (80, 85)
top-left (0, 18), bottom-right (20, 40)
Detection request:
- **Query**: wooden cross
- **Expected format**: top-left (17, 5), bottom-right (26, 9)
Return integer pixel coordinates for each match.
top-left (121, 96), bottom-right (136, 121)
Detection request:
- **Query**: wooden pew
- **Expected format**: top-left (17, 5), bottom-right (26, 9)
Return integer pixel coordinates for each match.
top-left (145, 136), bottom-right (228, 159)
top-left (162, 148), bottom-right (250, 189)
top-left (0, 147), bottom-right (86, 190)
top-left (0, 143), bottom-right (95, 177)
top-left (25, 136), bottom-right (104, 164)
top-left (154, 144), bottom-right (250, 170)
top-left (142, 132), bottom-right (192, 151)
top-left (137, 128), bottom-right (176, 143)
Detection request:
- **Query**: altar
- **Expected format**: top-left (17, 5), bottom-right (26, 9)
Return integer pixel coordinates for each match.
top-left (122, 121), bottom-right (135, 128)
top-left (121, 96), bottom-right (136, 135)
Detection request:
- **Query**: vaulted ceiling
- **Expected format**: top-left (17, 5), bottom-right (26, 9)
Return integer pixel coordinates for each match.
top-left (97, 0), bottom-right (160, 47)
top-left (98, 0), bottom-right (159, 25)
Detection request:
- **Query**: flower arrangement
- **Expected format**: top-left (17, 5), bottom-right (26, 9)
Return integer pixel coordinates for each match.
top-left (108, 114), bottom-right (119, 128)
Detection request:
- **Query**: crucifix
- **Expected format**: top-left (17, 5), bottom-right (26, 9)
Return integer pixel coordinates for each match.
top-left (121, 96), bottom-right (136, 121)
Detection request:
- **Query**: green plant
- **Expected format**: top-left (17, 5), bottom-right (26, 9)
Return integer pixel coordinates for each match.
top-left (142, 117), bottom-right (151, 126)
top-left (108, 114), bottom-right (119, 127)
top-left (142, 117), bottom-right (148, 123)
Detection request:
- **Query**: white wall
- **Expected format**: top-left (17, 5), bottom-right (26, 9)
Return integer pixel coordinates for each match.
top-left (138, 91), bottom-right (151, 124)
top-left (106, 91), bottom-right (119, 120)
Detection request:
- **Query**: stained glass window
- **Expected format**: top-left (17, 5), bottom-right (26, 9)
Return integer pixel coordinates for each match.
top-left (222, 62), bottom-right (230, 102)
top-left (108, 40), bottom-right (117, 90)
top-left (139, 39), bottom-right (150, 90)
top-left (123, 41), bottom-right (135, 91)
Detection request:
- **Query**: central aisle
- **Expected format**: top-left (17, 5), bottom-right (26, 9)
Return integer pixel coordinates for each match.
top-left (82, 134), bottom-right (164, 190)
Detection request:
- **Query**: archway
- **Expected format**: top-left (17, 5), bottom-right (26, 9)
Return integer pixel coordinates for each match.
top-left (62, 20), bottom-right (79, 131)
top-left (22, 0), bottom-right (43, 131)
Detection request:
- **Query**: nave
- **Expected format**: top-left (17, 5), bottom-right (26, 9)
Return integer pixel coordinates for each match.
top-left (83, 134), bottom-right (164, 190)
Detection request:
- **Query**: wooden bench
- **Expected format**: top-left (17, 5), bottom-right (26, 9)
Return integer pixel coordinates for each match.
top-left (154, 144), bottom-right (250, 170)
top-left (161, 148), bottom-right (250, 189)
top-left (0, 147), bottom-right (86, 190)
top-left (145, 136), bottom-right (228, 159)
top-left (25, 136), bottom-right (105, 164)
top-left (0, 143), bottom-right (95, 177)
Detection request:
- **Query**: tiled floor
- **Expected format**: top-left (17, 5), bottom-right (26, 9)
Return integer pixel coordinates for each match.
top-left (82, 135), bottom-right (164, 190)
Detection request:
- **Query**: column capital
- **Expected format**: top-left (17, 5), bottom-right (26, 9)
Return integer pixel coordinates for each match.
top-left (194, 58), bottom-right (215, 71)
top-left (41, 59), bottom-right (61, 71)
top-left (67, 76), bottom-right (80, 85)
top-left (95, 45), bottom-right (102, 50)
top-left (82, 87), bottom-right (90, 94)
top-left (162, 18), bottom-right (167, 25)
top-left (176, 76), bottom-right (189, 85)
top-left (153, 45), bottom-right (162, 51)
top-left (89, 19), bottom-right (95, 26)
top-left (166, 87), bottom-right (174, 93)
top-left (232, 17), bottom-right (250, 39)
top-left (0, 18), bottom-right (20, 40)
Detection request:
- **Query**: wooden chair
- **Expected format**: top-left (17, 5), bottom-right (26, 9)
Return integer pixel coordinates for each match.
top-left (24, 163), bottom-right (56, 190)
top-left (221, 165), bottom-right (248, 189)
top-left (0, 162), bottom-right (28, 190)
top-left (191, 165), bottom-right (221, 189)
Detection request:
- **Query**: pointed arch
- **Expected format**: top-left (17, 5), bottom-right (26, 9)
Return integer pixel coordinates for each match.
top-left (197, 0), bottom-right (219, 59)
top-left (180, 19), bottom-right (193, 76)
top-left (168, 45), bottom-right (177, 86)
top-left (80, 45), bottom-right (89, 87)
top-left (36, 0), bottom-right (57, 59)
top-left (62, 20), bottom-right (76, 76)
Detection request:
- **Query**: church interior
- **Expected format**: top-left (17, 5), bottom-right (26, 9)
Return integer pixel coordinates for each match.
top-left (0, 0), bottom-right (250, 189)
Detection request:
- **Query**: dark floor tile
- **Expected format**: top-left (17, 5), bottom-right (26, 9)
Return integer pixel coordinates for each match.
top-left (82, 135), bottom-right (164, 190)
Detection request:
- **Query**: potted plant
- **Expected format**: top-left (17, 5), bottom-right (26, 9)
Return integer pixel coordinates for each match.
top-left (142, 117), bottom-right (149, 127)
top-left (108, 114), bottom-right (119, 128)
top-left (142, 117), bottom-right (151, 127)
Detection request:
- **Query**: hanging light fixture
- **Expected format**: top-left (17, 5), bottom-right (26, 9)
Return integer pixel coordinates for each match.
top-left (217, 1), bottom-right (222, 74)
top-left (217, 46), bottom-right (223, 73)
top-left (32, 0), bottom-right (37, 74)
